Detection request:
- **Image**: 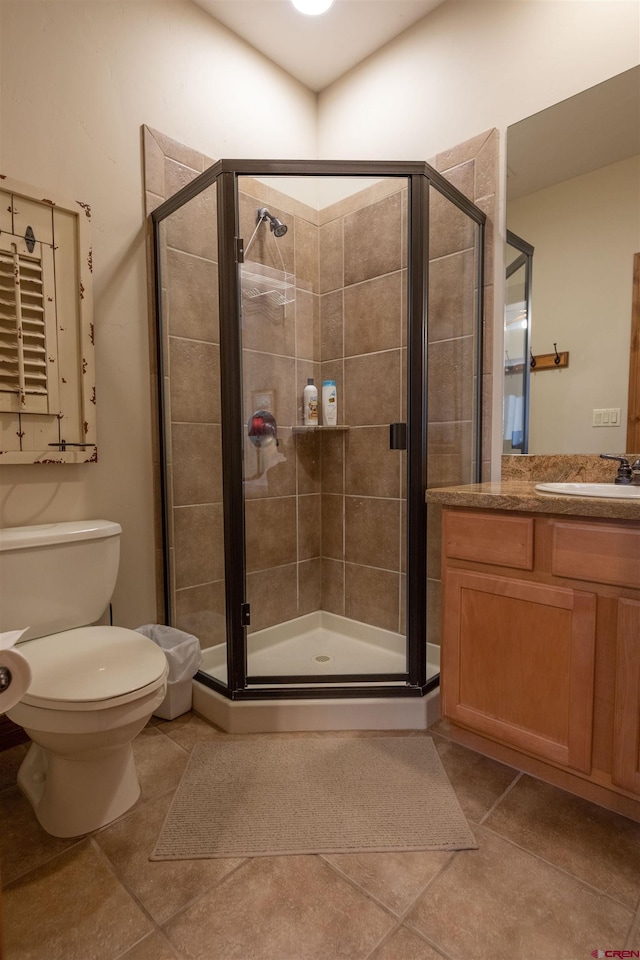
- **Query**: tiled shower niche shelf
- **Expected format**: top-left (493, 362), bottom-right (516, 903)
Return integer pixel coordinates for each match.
top-left (292, 425), bottom-right (350, 434)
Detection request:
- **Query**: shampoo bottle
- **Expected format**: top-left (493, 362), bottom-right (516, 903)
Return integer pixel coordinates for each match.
top-left (322, 379), bottom-right (337, 426)
top-left (303, 378), bottom-right (318, 426)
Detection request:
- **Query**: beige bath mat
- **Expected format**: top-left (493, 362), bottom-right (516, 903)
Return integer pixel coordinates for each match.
top-left (151, 736), bottom-right (477, 860)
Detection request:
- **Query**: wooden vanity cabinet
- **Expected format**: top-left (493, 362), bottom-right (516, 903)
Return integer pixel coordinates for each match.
top-left (612, 598), bottom-right (640, 793)
top-left (440, 508), bottom-right (640, 812)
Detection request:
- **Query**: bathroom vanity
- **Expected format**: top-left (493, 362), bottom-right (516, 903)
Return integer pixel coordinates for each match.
top-left (426, 481), bottom-right (640, 821)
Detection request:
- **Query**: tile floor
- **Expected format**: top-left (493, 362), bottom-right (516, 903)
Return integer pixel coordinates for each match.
top-left (2, 712), bottom-right (640, 960)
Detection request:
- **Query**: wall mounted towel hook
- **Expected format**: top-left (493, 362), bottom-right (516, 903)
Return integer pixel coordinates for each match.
top-left (530, 345), bottom-right (569, 372)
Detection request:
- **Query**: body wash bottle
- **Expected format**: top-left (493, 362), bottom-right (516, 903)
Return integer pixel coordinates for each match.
top-left (322, 379), bottom-right (337, 426)
top-left (303, 378), bottom-right (318, 426)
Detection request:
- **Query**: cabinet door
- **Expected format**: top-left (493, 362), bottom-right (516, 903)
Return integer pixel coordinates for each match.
top-left (612, 599), bottom-right (640, 795)
top-left (442, 570), bottom-right (597, 772)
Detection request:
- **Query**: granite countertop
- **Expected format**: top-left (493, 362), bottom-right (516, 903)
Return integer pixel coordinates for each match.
top-left (426, 481), bottom-right (640, 521)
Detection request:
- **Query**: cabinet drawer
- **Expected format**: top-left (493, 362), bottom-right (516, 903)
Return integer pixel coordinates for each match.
top-left (444, 510), bottom-right (534, 570)
top-left (552, 521), bottom-right (640, 590)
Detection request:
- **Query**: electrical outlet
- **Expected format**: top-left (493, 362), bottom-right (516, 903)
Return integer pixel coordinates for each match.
top-left (593, 407), bottom-right (621, 426)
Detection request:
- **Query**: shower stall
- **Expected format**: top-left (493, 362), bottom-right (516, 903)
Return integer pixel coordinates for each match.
top-left (151, 160), bottom-right (485, 730)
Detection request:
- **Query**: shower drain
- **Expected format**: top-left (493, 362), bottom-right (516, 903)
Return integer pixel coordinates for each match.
top-left (311, 654), bottom-right (333, 663)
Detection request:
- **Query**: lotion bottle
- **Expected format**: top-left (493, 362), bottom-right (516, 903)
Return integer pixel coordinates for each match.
top-left (303, 378), bottom-right (318, 426)
top-left (322, 379), bottom-right (337, 426)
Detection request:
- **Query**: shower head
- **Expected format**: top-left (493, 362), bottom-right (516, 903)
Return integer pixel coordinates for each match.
top-left (271, 218), bottom-right (288, 238)
top-left (257, 207), bottom-right (288, 238)
top-left (244, 206), bottom-right (289, 258)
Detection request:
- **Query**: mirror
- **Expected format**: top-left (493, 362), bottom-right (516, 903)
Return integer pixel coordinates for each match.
top-left (505, 66), bottom-right (640, 455)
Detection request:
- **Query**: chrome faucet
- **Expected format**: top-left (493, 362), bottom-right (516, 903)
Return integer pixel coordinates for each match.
top-left (632, 458), bottom-right (640, 485)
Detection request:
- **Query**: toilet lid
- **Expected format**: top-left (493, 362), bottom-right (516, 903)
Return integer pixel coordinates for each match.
top-left (19, 626), bottom-right (168, 708)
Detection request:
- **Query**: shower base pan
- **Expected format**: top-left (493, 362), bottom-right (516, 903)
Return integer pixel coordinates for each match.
top-left (193, 611), bottom-right (441, 734)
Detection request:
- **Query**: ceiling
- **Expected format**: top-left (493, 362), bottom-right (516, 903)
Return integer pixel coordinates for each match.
top-left (193, 0), bottom-right (445, 91)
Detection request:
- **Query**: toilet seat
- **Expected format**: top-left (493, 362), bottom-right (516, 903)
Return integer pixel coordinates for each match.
top-left (18, 626), bottom-right (168, 711)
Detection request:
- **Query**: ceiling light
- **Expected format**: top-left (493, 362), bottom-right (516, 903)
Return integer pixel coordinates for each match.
top-left (291, 0), bottom-right (335, 15)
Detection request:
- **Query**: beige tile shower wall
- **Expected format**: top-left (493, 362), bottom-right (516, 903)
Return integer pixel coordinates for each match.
top-left (319, 184), bottom-right (407, 635)
top-left (426, 129), bottom-right (499, 647)
top-left (144, 128), bottom-right (227, 652)
top-left (165, 180), bottom-right (227, 653)
top-left (435, 129), bottom-right (498, 485)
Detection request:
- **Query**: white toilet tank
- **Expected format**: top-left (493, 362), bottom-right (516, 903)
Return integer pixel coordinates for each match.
top-left (0, 520), bottom-right (122, 641)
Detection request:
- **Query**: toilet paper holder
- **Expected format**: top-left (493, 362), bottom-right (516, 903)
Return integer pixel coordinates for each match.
top-left (0, 666), bottom-right (12, 692)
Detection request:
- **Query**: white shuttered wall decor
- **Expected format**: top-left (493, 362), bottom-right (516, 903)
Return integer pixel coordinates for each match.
top-left (0, 234), bottom-right (58, 414)
top-left (0, 177), bottom-right (95, 464)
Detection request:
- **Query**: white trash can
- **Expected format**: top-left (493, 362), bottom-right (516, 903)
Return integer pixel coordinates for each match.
top-left (135, 624), bottom-right (201, 720)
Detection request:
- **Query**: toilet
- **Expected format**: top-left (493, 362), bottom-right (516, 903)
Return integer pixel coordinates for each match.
top-left (0, 519), bottom-right (169, 838)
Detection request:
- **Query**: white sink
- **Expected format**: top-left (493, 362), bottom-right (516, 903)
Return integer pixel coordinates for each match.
top-left (535, 482), bottom-right (640, 500)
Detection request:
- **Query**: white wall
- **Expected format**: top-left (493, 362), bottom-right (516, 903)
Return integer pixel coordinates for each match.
top-left (508, 155), bottom-right (640, 454)
top-left (0, 0), bottom-right (316, 628)
top-left (317, 0), bottom-right (639, 471)
top-left (317, 1), bottom-right (639, 161)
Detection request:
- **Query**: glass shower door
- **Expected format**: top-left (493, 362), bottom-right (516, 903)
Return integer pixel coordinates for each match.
top-left (154, 180), bottom-right (229, 689)
top-left (238, 174), bottom-right (410, 688)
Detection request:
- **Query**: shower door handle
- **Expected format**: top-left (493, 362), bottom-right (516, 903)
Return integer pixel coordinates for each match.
top-left (389, 423), bottom-right (407, 450)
